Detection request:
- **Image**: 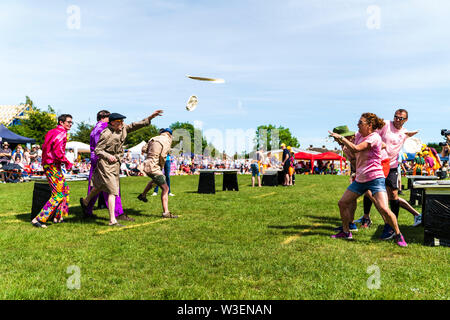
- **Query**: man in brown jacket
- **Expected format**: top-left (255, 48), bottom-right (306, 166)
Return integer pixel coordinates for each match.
top-left (137, 128), bottom-right (176, 218)
top-left (80, 110), bottom-right (163, 226)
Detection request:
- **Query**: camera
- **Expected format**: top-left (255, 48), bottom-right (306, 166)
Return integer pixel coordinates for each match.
top-left (439, 129), bottom-right (450, 146)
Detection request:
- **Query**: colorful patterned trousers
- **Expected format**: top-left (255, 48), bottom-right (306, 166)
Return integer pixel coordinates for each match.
top-left (35, 164), bottom-right (70, 223)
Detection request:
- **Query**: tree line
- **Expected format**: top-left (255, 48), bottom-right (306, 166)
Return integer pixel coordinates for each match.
top-left (8, 96), bottom-right (304, 155)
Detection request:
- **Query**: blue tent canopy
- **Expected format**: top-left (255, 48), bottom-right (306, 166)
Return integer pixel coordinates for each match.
top-left (0, 124), bottom-right (36, 144)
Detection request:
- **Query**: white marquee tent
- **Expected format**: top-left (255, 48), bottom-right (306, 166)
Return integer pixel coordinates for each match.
top-left (66, 141), bottom-right (90, 158)
top-left (128, 141), bottom-right (146, 155)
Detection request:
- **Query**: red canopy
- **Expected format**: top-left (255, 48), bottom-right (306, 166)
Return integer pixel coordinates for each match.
top-left (294, 151), bottom-right (347, 173)
top-left (294, 151), bottom-right (316, 160)
top-left (314, 152), bottom-right (346, 161)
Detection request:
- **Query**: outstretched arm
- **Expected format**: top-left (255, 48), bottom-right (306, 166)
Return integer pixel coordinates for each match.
top-left (328, 131), bottom-right (370, 153)
top-left (126, 110), bottom-right (164, 134)
top-left (405, 130), bottom-right (419, 138)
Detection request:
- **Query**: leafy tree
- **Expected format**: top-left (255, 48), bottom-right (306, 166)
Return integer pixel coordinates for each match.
top-left (70, 121), bottom-right (94, 144)
top-left (254, 124), bottom-right (300, 151)
top-left (9, 97), bottom-right (57, 145)
top-left (125, 125), bottom-right (159, 148)
top-left (169, 121), bottom-right (209, 155)
top-left (427, 142), bottom-right (442, 153)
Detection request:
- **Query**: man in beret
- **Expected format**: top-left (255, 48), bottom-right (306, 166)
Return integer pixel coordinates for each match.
top-left (80, 110), bottom-right (163, 226)
top-left (137, 128), bottom-right (177, 218)
top-left (85, 110), bottom-right (131, 221)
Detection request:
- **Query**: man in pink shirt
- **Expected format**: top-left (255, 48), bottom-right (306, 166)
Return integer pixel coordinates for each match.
top-left (31, 114), bottom-right (73, 228)
top-left (359, 109), bottom-right (421, 239)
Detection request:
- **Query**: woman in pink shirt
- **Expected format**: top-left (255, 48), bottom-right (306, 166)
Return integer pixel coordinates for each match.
top-left (329, 113), bottom-right (407, 247)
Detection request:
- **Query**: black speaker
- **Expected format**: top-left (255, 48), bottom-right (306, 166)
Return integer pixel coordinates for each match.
top-left (423, 194), bottom-right (450, 247)
top-left (198, 172), bottom-right (215, 194)
top-left (31, 183), bottom-right (52, 221)
top-left (223, 173), bottom-right (239, 191)
top-left (436, 170), bottom-right (447, 180)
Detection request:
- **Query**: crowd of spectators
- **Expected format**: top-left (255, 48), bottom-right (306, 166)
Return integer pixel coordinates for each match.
top-left (0, 142), bottom-right (46, 183)
top-left (0, 141), bottom-right (374, 184)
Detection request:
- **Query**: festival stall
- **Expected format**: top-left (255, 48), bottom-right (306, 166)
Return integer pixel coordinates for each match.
top-left (65, 141), bottom-right (90, 159)
top-left (295, 151), bottom-right (346, 174)
top-left (0, 124), bottom-right (36, 147)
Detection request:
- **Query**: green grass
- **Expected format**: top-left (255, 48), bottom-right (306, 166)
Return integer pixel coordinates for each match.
top-left (0, 175), bottom-right (448, 300)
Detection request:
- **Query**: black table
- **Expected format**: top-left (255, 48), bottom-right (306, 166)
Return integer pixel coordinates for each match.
top-left (197, 169), bottom-right (239, 194)
top-left (413, 182), bottom-right (450, 247)
top-left (262, 169), bottom-right (295, 186)
top-left (406, 175), bottom-right (439, 206)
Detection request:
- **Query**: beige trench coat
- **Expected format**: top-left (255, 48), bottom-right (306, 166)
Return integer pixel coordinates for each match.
top-left (142, 133), bottom-right (172, 176)
top-left (92, 117), bottom-right (152, 195)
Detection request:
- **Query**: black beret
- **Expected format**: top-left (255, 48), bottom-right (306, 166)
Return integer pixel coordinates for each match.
top-left (109, 113), bottom-right (126, 121)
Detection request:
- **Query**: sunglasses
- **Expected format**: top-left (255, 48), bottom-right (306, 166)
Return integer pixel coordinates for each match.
top-left (358, 120), bottom-right (367, 126)
top-left (394, 116), bottom-right (407, 121)
top-left (113, 119), bottom-right (124, 123)
top-left (65, 121), bottom-right (73, 124)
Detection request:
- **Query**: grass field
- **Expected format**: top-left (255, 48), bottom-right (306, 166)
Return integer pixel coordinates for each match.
top-left (0, 174), bottom-right (448, 300)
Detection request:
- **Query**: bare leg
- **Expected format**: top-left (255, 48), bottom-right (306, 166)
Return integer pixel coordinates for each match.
top-left (258, 176), bottom-right (261, 187)
top-left (338, 189), bottom-right (360, 233)
top-left (398, 197), bottom-right (420, 216)
top-left (142, 180), bottom-right (154, 197)
top-left (82, 186), bottom-right (102, 206)
top-left (372, 191), bottom-right (401, 235)
top-left (108, 194), bottom-right (117, 225)
top-left (160, 183), bottom-right (169, 213)
top-left (252, 176), bottom-right (255, 187)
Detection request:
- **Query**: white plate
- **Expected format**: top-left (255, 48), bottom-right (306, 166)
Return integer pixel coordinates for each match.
top-left (186, 95), bottom-right (198, 111)
top-left (186, 75), bottom-right (225, 83)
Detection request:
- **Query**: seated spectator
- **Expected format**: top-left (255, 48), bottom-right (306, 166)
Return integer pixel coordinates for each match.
top-left (0, 142), bottom-right (12, 166)
top-left (12, 144), bottom-right (24, 163)
top-left (120, 161), bottom-right (131, 176)
top-left (29, 145), bottom-right (38, 162)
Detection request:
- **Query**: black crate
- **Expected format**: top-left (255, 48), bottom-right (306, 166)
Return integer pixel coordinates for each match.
top-left (30, 183), bottom-right (52, 221)
top-left (423, 194), bottom-right (450, 247)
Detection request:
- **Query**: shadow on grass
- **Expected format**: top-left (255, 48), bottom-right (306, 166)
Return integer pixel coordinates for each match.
top-left (371, 224), bottom-right (424, 244)
top-left (20, 206), bottom-right (163, 227)
top-left (303, 214), bottom-right (342, 225)
top-left (268, 224), bottom-right (335, 237)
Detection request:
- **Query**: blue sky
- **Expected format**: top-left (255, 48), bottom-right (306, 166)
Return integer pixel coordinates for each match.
top-left (1, 0), bottom-right (450, 154)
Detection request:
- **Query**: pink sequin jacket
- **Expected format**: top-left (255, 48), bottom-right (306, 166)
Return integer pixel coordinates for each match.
top-left (42, 125), bottom-right (73, 170)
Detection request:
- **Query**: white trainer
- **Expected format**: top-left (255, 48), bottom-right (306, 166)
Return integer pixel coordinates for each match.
top-left (412, 214), bottom-right (422, 227)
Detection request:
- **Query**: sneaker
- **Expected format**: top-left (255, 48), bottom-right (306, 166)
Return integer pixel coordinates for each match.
top-left (394, 233), bottom-right (408, 247)
top-left (412, 214), bottom-right (422, 227)
top-left (151, 192), bottom-right (158, 196)
top-left (334, 223), bottom-right (358, 232)
top-left (137, 194), bottom-right (148, 203)
top-left (169, 193), bottom-right (175, 196)
top-left (162, 212), bottom-right (178, 218)
top-left (380, 224), bottom-right (395, 240)
top-left (108, 222), bottom-right (125, 227)
top-left (360, 217), bottom-right (372, 228)
top-left (117, 214), bottom-right (135, 222)
top-left (354, 215), bottom-right (364, 224)
top-left (331, 231), bottom-right (353, 240)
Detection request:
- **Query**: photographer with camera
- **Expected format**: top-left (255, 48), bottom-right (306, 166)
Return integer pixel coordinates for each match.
top-left (440, 129), bottom-right (450, 158)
